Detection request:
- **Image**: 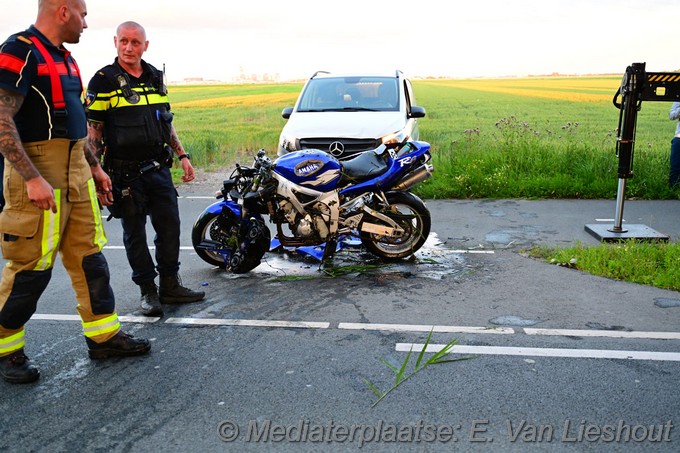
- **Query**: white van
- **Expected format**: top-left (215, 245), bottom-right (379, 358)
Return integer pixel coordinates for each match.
top-left (278, 70), bottom-right (426, 160)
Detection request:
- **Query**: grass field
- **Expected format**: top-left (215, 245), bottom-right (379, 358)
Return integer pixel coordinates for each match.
top-left (168, 76), bottom-right (678, 200)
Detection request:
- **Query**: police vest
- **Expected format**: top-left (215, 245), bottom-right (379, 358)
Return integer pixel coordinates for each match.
top-left (90, 63), bottom-right (173, 160)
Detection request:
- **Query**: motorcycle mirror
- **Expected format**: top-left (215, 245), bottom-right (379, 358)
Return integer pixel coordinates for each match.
top-left (373, 144), bottom-right (388, 155)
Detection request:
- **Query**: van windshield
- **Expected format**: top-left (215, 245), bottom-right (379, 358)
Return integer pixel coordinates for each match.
top-left (297, 77), bottom-right (399, 112)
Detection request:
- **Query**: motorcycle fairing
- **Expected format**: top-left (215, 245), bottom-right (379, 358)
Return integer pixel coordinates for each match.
top-left (202, 198), bottom-right (242, 217)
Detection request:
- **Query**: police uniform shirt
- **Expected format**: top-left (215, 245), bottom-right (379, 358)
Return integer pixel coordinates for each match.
top-left (85, 58), bottom-right (172, 162)
top-left (0, 25), bottom-right (87, 142)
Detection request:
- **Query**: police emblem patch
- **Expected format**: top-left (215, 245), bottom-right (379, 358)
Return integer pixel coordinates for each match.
top-left (85, 91), bottom-right (96, 107)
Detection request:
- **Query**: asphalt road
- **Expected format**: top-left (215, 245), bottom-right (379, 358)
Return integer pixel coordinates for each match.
top-left (0, 184), bottom-right (678, 452)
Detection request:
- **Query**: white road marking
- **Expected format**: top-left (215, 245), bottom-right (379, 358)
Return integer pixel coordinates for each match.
top-left (526, 328), bottom-right (680, 340)
top-left (103, 246), bottom-right (194, 251)
top-left (164, 317), bottom-right (330, 329)
top-left (29, 315), bottom-right (680, 362)
top-left (339, 322), bottom-right (513, 334)
top-left (396, 343), bottom-right (680, 362)
top-left (32, 314), bottom-right (160, 323)
top-left (103, 246), bottom-right (492, 253)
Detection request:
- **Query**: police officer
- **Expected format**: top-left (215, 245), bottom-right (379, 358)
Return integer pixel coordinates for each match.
top-left (0, 0), bottom-right (150, 384)
top-left (669, 102), bottom-right (680, 188)
top-left (86, 21), bottom-right (205, 317)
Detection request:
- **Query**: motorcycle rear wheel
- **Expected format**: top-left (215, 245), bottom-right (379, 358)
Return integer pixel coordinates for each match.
top-left (360, 192), bottom-right (431, 260)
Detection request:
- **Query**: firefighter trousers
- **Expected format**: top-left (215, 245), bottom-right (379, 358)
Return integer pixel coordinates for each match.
top-left (0, 139), bottom-right (120, 357)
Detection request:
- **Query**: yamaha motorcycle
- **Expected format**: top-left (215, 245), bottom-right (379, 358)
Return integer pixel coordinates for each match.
top-left (191, 140), bottom-right (433, 273)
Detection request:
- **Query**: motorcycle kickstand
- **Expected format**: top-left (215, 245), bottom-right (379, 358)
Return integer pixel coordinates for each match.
top-left (321, 238), bottom-right (338, 263)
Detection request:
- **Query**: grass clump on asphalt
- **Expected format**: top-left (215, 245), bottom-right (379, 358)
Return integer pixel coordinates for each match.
top-left (529, 241), bottom-right (680, 291)
top-left (363, 330), bottom-right (475, 408)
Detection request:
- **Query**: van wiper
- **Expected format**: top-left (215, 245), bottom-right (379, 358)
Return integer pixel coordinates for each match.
top-left (323, 107), bottom-right (380, 112)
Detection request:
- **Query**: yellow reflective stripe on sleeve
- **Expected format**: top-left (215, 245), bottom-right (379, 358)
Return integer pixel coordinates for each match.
top-left (87, 97), bottom-right (111, 112)
top-left (82, 314), bottom-right (120, 338)
top-left (0, 330), bottom-right (26, 354)
top-left (87, 178), bottom-right (107, 251)
top-left (35, 189), bottom-right (61, 271)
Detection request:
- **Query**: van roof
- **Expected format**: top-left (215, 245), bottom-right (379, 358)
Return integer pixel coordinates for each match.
top-left (310, 70), bottom-right (404, 79)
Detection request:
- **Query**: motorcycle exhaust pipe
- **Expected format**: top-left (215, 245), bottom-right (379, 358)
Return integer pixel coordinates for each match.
top-left (392, 163), bottom-right (434, 191)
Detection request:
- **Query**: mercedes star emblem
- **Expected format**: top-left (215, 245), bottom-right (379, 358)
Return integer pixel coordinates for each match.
top-left (329, 141), bottom-right (344, 157)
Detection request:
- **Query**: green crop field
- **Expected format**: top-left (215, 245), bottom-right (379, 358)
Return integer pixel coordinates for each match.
top-left (168, 76), bottom-right (678, 200)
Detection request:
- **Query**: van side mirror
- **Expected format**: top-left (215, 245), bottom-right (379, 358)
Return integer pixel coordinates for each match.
top-left (281, 107), bottom-right (294, 119)
top-left (409, 106), bottom-right (426, 118)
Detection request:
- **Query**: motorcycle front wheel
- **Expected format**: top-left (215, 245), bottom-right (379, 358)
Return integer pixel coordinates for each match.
top-left (192, 211), bottom-right (270, 273)
top-left (359, 191), bottom-right (431, 260)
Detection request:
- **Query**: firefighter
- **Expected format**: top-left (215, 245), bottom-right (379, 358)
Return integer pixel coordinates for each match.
top-left (85, 21), bottom-right (205, 317)
top-left (0, 1), bottom-right (151, 384)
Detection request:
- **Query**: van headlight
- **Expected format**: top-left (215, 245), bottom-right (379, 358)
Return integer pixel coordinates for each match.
top-left (381, 129), bottom-right (409, 146)
top-left (278, 135), bottom-right (298, 154)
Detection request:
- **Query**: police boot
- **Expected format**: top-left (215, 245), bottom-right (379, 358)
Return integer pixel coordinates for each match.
top-left (159, 274), bottom-right (205, 304)
top-left (140, 281), bottom-right (163, 316)
top-left (0, 350), bottom-right (40, 384)
top-left (87, 331), bottom-right (151, 360)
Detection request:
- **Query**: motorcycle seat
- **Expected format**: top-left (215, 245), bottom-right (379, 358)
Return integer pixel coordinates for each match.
top-left (340, 151), bottom-right (389, 183)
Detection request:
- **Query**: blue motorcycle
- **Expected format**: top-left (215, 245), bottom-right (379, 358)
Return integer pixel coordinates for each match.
top-left (191, 141), bottom-right (433, 273)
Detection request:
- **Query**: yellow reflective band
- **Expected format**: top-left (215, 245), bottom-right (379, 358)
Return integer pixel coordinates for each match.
top-left (0, 330), bottom-right (25, 354)
top-left (82, 314), bottom-right (120, 338)
top-left (87, 179), bottom-right (107, 251)
top-left (35, 189), bottom-right (61, 271)
top-left (87, 98), bottom-right (110, 112)
top-left (115, 93), bottom-right (168, 108)
top-left (93, 87), bottom-right (168, 109)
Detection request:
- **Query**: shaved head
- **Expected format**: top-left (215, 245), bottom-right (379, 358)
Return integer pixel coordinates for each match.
top-left (35, 0), bottom-right (87, 46)
top-left (116, 21), bottom-right (146, 41)
top-left (38, 0), bottom-right (65, 12)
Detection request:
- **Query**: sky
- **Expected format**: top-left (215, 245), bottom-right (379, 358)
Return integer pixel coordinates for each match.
top-left (1, 0), bottom-right (678, 84)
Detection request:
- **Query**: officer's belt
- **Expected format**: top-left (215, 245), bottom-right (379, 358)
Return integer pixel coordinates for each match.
top-left (106, 157), bottom-right (163, 174)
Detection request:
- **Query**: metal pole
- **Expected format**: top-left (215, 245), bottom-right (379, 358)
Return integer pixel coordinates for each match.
top-left (610, 178), bottom-right (627, 232)
top-left (608, 63), bottom-right (643, 233)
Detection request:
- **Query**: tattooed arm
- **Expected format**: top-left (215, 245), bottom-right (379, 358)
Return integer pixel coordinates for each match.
top-left (0, 88), bottom-right (57, 212)
top-left (86, 121), bottom-right (105, 163)
top-left (86, 120), bottom-right (113, 206)
top-left (169, 124), bottom-right (195, 183)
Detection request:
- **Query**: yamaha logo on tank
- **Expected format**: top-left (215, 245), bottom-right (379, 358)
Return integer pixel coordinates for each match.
top-left (294, 160), bottom-right (324, 177)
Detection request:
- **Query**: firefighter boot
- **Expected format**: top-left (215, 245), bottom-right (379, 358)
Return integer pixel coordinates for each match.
top-left (87, 331), bottom-right (151, 359)
top-left (0, 350), bottom-right (40, 384)
top-left (159, 274), bottom-right (205, 304)
top-left (140, 281), bottom-right (163, 316)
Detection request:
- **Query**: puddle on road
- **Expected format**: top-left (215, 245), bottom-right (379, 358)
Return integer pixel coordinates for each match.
top-left (219, 233), bottom-right (472, 281)
top-left (490, 315), bottom-right (542, 327)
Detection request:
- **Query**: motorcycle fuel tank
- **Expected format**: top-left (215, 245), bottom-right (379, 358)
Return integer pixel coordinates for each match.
top-left (273, 150), bottom-right (342, 192)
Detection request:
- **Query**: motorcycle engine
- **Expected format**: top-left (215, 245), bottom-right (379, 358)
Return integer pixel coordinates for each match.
top-left (278, 200), bottom-right (330, 239)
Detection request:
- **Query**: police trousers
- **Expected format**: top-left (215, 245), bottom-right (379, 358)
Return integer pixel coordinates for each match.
top-left (115, 166), bottom-right (181, 284)
top-left (0, 139), bottom-right (120, 357)
top-left (671, 137), bottom-right (680, 188)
